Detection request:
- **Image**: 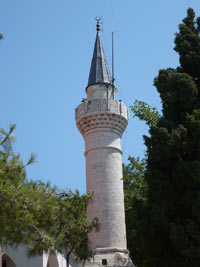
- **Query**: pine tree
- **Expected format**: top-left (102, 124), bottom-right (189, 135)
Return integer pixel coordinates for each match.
top-left (0, 125), bottom-right (97, 266)
top-left (125, 8), bottom-right (200, 267)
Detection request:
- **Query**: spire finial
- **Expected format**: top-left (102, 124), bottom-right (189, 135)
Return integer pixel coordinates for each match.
top-left (87, 17), bottom-right (111, 87)
top-left (95, 16), bottom-right (102, 32)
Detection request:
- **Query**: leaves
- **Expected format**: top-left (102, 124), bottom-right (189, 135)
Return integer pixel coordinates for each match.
top-left (130, 100), bottom-right (160, 126)
top-left (0, 125), bottom-right (96, 263)
top-left (174, 8), bottom-right (200, 82)
top-left (126, 8), bottom-right (200, 267)
top-left (123, 156), bottom-right (147, 205)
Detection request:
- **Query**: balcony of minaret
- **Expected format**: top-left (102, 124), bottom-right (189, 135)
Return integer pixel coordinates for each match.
top-left (75, 97), bottom-right (129, 137)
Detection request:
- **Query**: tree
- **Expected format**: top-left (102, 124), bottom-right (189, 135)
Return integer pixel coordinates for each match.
top-left (124, 8), bottom-right (200, 267)
top-left (123, 157), bottom-right (147, 264)
top-left (130, 100), bottom-right (160, 127)
top-left (0, 125), bottom-right (97, 267)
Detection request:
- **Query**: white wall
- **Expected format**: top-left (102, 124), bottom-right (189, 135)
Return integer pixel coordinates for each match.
top-left (2, 244), bottom-right (43, 267)
top-left (2, 244), bottom-right (82, 267)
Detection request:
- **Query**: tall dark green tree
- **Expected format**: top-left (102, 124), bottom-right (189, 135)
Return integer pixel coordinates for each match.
top-left (125, 8), bottom-right (200, 267)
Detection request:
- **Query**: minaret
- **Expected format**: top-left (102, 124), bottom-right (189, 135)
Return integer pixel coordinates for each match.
top-left (76, 19), bottom-right (134, 266)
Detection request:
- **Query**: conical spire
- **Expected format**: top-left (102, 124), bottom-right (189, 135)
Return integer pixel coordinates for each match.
top-left (87, 19), bottom-right (112, 87)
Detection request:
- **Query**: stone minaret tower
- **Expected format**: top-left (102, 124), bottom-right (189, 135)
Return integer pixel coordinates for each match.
top-left (76, 20), bottom-right (134, 266)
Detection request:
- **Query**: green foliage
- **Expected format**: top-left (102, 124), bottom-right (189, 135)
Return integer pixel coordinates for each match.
top-left (125, 8), bottom-right (200, 267)
top-left (130, 100), bottom-right (160, 126)
top-left (154, 69), bottom-right (198, 124)
top-left (123, 157), bottom-right (147, 263)
top-left (0, 125), bottom-right (97, 265)
top-left (174, 8), bottom-right (200, 82)
top-left (123, 156), bottom-right (147, 205)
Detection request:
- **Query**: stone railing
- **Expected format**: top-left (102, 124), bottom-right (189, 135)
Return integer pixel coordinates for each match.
top-left (75, 99), bottom-right (129, 121)
top-left (75, 99), bottom-right (129, 136)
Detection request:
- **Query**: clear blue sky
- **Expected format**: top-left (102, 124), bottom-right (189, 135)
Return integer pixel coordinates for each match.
top-left (1, 0), bottom-right (200, 193)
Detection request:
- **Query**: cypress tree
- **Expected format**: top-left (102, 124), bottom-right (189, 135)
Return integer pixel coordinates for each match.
top-left (126, 8), bottom-right (200, 267)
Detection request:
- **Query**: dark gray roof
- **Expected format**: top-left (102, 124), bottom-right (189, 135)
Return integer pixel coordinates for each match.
top-left (87, 31), bottom-right (112, 87)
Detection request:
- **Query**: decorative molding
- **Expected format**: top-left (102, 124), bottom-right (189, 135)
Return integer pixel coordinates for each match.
top-left (76, 112), bottom-right (128, 137)
top-left (95, 247), bottom-right (129, 255)
top-left (84, 145), bottom-right (122, 156)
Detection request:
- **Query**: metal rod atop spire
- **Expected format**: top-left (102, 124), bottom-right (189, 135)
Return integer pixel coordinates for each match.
top-left (112, 31), bottom-right (115, 85)
top-left (95, 16), bottom-right (102, 32)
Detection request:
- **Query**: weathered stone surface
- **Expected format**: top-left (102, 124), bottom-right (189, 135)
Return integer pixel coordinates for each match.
top-left (75, 98), bottom-right (129, 122)
top-left (83, 252), bottom-right (136, 267)
top-left (76, 73), bottom-right (135, 266)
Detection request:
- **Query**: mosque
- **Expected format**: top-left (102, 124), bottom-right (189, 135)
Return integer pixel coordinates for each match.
top-left (1, 19), bottom-right (135, 267)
